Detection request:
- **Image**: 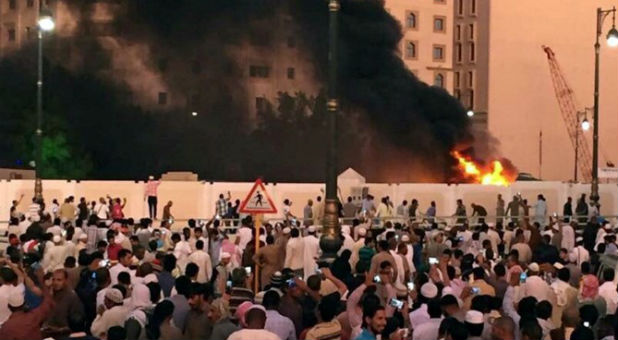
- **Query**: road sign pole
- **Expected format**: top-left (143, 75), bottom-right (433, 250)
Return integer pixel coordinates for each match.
top-left (253, 213), bottom-right (262, 293)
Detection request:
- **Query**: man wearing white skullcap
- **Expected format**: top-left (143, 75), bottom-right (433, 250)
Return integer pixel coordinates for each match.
top-left (409, 282), bottom-right (438, 329)
top-left (569, 237), bottom-right (589, 268)
top-left (303, 225), bottom-right (320, 280)
top-left (465, 310), bottom-right (485, 340)
top-left (91, 288), bottom-right (129, 338)
top-left (43, 234), bottom-right (69, 273)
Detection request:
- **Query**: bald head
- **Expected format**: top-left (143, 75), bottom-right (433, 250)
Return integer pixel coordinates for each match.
top-left (492, 316), bottom-right (516, 340)
top-left (245, 308), bottom-right (267, 329)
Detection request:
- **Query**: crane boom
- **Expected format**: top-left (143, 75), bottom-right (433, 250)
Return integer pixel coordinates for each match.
top-left (542, 45), bottom-right (592, 182)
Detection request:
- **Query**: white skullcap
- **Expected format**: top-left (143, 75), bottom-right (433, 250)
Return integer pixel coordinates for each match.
top-left (8, 291), bottom-right (24, 308)
top-left (357, 227), bottom-right (367, 237)
top-left (52, 235), bottom-right (62, 243)
top-left (282, 227), bottom-right (291, 234)
top-left (247, 304), bottom-right (266, 313)
top-left (465, 310), bottom-right (484, 324)
top-left (528, 262), bottom-right (540, 272)
top-left (221, 252), bottom-right (232, 260)
top-left (308, 226), bottom-right (316, 233)
top-left (105, 288), bottom-right (124, 304)
top-left (420, 282), bottom-right (438, 299)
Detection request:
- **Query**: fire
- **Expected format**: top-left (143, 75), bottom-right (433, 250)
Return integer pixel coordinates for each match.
top-left (452, 151), bottom-right (514, 186)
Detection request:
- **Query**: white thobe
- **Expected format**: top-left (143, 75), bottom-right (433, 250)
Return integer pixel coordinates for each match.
top-left (303, 235), bottom-right (320, 279)
top-left (187, 250), bottom-right (213, 283)
top-left (173, 240), bottom-right (192, 272)
top-left (284, 237), bottom-right (305, 270)
top-left (90, 305), bottom-right (129, 338)
top-left (599, 282), bottom-right (618, 315)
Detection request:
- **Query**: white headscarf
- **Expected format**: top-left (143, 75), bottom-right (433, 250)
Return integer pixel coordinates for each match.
top-left (126, 283), bottom-right (151, 327)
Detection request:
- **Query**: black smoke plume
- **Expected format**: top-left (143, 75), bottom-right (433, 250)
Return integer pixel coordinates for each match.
top-left (1, 0), bottom-right (483, 182)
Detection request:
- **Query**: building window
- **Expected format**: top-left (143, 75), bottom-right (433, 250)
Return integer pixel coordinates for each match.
top-left (406, 12), bottom-right (417, 29)
top-left (469, 42), bottom-right (476, 62)
top-left (7, 28), bottom-right (15, 42)
top-left (467, 71), bottom-right (474, 87)
top-left (457, 0), bottom-right (464, 16)
top-left (405, 41), bottom-right (417, 59)
top-left (470, 0), bottom-right (476, 15)
top-left (468, 23), bottom-right (474, 40)
top-left (456, 43), bottom-right (462, 62)
top-left (468, 89), bottom-right (475, 108)
top-left (454, 72), bottom-right (460, 87)
top-left (434, 73), bottom-right (445, 88)
top-left (287, 67), bottom-right (295, 79)
top-left (456, 25), bottom-right (461, 41)
top-left (287, 36), bottom-right (296, 48)
top-left (249, 65), bottom-right (270, 78)
top-left (157, 58), bottom-right (168, 72)
top-left (27, 0), bottom-right (34, 7)
top-left (432, 45), bottom-right (445, 61)
top-left (8, 0), bottom-right (16, 10)
top-left (433, 16), bottom-right (445, 33)
top-left (158, 92), bottom-right (167, 105)
top-left (256, 97), bottom-right (267, 112)
top-left (454, 89), bottom-right (461, 100)
top-left (192, 60), bottom-right (201, 74)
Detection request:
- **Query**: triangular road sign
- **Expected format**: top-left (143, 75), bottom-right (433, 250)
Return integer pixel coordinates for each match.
top-left (239, 178), bottom-right (278, 214)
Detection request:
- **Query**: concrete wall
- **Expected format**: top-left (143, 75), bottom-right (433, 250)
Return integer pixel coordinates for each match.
top-left (2, 179), bottom-right (616, 222)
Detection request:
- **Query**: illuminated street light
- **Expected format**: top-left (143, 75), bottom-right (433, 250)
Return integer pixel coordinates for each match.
top-left (466, 110), bottom-right (474, 117)
top-left (607, 27), bottom-right (618, 47)
top-left (191, 111), bottom-right (198, 117)
top-left (581, 118), bottom-right (590, 131)
top-left (38, 9), bottom-right (55, 31)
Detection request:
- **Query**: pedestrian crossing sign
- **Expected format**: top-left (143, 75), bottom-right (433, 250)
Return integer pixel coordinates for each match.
top-left (239, 178), bottom-right (278, 214)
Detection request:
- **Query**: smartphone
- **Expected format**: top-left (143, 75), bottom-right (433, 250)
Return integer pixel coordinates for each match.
top-left (315, 266), bottom-right (322, 274)
top-left (91, 272), bottom-right (97, 279)
top-left (429, 257), bottom-right (439, 265)
top-left (471, 287), bottom-right (480, 295)
top-left (407, 282), bottom-right (415, 291)
top-left (520, 272), bottom-right (527, 283)
top-left (373, 275), bottom-right (381, 283)
top-left (286, 278), bottom-right (296, 288)
top-left (245, 266), bottom-right (252, 275)
top-left (226, 280), bottom-right (232, 288)
top-left (552, 212), bottom-right (558, 218)
top-left (99, 259), bottom-right (109, 268)
top-left (388, 298), bottom-right (404, 310)
top-left (583, 321), bottom-right (590, 327)
top-left (457, 236), bottom-right (464, 242)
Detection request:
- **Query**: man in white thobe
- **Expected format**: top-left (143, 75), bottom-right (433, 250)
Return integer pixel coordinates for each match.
top-left (187, 240), bottom-right (213, 283)
top-left (303, 226), bottom-right (321, 280)
top-left (284, 228), bottom-right (305, 276)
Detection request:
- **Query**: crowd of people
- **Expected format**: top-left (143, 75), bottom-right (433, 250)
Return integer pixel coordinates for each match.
top-left (0, 190), bottom-right (616, 340)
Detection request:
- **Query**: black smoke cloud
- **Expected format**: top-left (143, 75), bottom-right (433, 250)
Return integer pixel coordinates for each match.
top-left (12, 0), bottom-right (479, 182)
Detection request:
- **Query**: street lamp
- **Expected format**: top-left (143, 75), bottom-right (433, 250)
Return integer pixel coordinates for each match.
top-left (466, 109), bottom-right (474, 117)
top-left (574, 109), bottom-right (591, 182)
top-left (34, 6), bottom-right (54, 202)
top-left (320, 0), bottom-right (343, 262)
top-left (591, 6), bottom-right (617, 203)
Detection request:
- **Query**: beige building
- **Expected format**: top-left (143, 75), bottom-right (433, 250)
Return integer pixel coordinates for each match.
top-left (386, 0), bottom-right (454, 93)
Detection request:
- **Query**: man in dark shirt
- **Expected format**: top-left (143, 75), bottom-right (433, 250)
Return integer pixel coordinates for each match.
top-left (279, 279), bottom-right (304, 337)
top-left (184, 283), bottom-right (213, 339)
top-left (471, 203), bottom-right (488, 223)
top-left (563, 197), bottom-right (573, 221)
top-left (158, 254), bottom-right (176, 297)
top-left (47, 269), bottom-right (84, 332)
top-left (532, 235), bottom-right (559, 265)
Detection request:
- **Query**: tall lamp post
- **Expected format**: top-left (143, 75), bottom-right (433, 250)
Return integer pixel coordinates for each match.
top-left (574, 109), bottom-right (591, 182)
top-left (591, 7), bottom-right (618, 203)
top-left (320, 0), bottom-right (343, 261)
top-left (34, 7), bottom-right (55, 201)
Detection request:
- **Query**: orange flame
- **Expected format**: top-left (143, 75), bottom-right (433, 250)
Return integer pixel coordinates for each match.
top-left (452, 151), bottom-right (514, 186)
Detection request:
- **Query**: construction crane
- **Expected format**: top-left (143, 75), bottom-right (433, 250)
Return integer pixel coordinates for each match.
top-left (542, 46), bottom-right (592, 182)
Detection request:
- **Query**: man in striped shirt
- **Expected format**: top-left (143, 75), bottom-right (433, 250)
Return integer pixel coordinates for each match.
top-left (145, 176), bottom-right (160, 219)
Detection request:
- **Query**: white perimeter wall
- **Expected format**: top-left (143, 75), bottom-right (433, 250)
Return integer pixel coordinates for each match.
top-left (1, 179), bottom-right (617, 222)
